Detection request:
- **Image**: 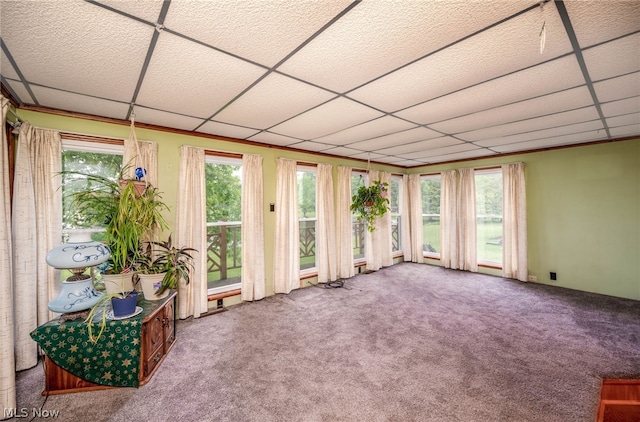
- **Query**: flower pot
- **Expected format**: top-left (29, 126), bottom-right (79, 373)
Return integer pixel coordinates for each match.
top-left (138, 273), bottom-right (169, 301)
top-left (119, 179), bottom-right (147, 197)
top-left (102, 273), bottom-right (135, 295)
top-left (111, 291), bottom-right (138, 317)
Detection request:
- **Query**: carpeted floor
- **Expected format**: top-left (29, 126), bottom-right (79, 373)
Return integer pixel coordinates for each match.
top-left (14, 263), bottom-right (640, 421)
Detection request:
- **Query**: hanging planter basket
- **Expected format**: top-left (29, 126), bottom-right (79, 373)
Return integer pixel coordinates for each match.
top-left (350, 180), bottom-right (390, 232)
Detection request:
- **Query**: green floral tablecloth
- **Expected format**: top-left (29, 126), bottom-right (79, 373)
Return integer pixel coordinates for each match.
top-left (30, 298), bottom-right (165, 388)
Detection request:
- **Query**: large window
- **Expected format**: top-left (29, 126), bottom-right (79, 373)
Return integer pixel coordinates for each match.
top-left (351, 171), bottom-right (367, 261)
top-left (421, 174), bottom-right (441, 257)
top-left (390, 175), bottom-right (402, 253)
top-left (205, 156), bottom-right (242, 294)
top-left (298, 166), bottom-right (317, 272)
top-left (475, 169), bottom-right (503, 266)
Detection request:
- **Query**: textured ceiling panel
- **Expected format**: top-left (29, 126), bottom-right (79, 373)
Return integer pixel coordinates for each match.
top-left (593, 72), bottom-right (640, 103)
top-left (247, 131), bottom-right (301, 147)
top-left (30, 85), bottom-right (129, 120)
top-left (601, 97), bottom-right (640, 117)
top-left (607, 113), bottom-right (640, 129)
top-left (420, 149), bottom-right (497, 164)
top-left (404, 143), bottom-right (480, 159)
top-left (459, 107), bottom-right (600, 142)
top-left (0, 51), bottom-right (19, 79)
top-left (431, 86), bottom-right (594, 134)
top-left (136, 32), bottom-right (266, 119)
top-left (474, 120), bottom-right (605, 148)
top-left (375, 137), bottom-right (463, 156)
top-left (197, 120), bottom-right (260, 140)
top-left (491, 130), bottom-right (603, 153)
top-left (287, 141), bottom-right (337, 153)
top-left (582, 33), bottom-right (640, 82)
top-left (133, 106), bottom-right (205, 132)
top-left (279, 0), bottom-right (528, 93)
top-left (1, 1), bottom-right (151, 102)
top-left (214, 73), bottom-right (335, 129)
top-left (163, 0), bottom-right (352, 67)
top-left (564, 0), bottom-right (640, 48)
top-left (319, 146), bottom-right (361, 157)
top-left (96, 0), bottom-right (164, 23)
top-left (348, 5), bottom-right (572, 112)
top-left (395, 55), bottom-right (586, 125)
top-left (347, 127), bottom-right (442, 152)
top-left (269, 97), bottom-right (383, 139)
top-left (2, 78), bottom-right (32, 104)
top-left (611, 124), bottom-right (640, 138)
top-left (313, 116), bottom-right (417, 146)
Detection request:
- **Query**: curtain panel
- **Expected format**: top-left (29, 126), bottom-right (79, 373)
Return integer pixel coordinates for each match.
top-left (401, 175), bottom-right (412, 262)
top-left (12, 124), bottom-right (62, 370)
top-left (336, 166), bottom-right (355, 278)
top-left (1, 96), bottom-right (16, 417)
top-left (316, 163), bottom-right (337, 283)
top-left (273, 158), bottom-right (300, 294)
top-left (440, 170), bottom-right (458, 269)
top-left (458, 168), bottom-right (478, 272)
top-left (175, 146), bottom-right (208, 319)
top-left (123, 137), bottom-right (159, 188)
top-left (502, 163), bottom-right (528, 281)
top-left (241, 154), bottom-right (266, 301)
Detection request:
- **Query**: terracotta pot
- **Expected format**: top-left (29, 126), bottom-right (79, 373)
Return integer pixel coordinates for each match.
top-left (119, 179), bottom-right (147, 196)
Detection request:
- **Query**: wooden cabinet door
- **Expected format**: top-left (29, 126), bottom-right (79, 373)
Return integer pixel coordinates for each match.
top-left (142, 312), bottom-right (164, 378)
top-left (164, 297), bottom-right (176, 352)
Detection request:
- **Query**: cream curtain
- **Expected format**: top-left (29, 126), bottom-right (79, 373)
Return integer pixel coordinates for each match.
top-left (316, 163), bottom-right (337, 284)
top-left (175, 146), bottom-right (208, 319)
top-left (273, 158), bottom-right (299, 294)
top-left (241, 154), bottom-right (266, 301)
top-left (440, 170), bottom-right (458, 269)
top-left (336, 166), bottom-right (355, 278)
top-left (458, 168), bottom-right (478, 272)
top-left (502, 162), bottom-right (528, 281)
top-left (12, 124), bottom-right (62, 370)
top-left (365, 171), bottom-right (393, 271)
top-left (407, 174), bottom-right (424, 263)
top-left (1, 96), bottom-right (16, 416)
top-left (401, 175), bottom-right (412, 262)
top-left (379, 172), bottom-right (393, 267)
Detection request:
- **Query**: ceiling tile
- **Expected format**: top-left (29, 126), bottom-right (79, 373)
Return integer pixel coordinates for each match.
top-left (601, 97), bottom-right (640, 117)
top-left (1, 51), bottom-right (19, 79)
top-left (347, 127), bottom-right (442, 151)
top-left (474, 120), bottom-right (605, 147)
top-left (459, 107), bottom-right (601, 142)
top-left (30, 86), bottom-right (129, 120)
top-left (348, 5), bottom-right (572, 112)
top-left (136, 32), bottom-right (266, 119)
top-left (348, 151), bottom-right (387, 161)
top-left (313, 116), bottom-right (417, 146)
top-left (430, 86), bottom-right (594, 134)
top-left (214, 73), bottom-right (335, 129)
top-left (287, 141), bottom-right (337, 153)
top-left (376, 136), bottom-right (463, 156)
top-left (133, 106), bottom-right (205, 132)
top-left (404, 143), bottom-right (480, 159)
top-left (583, 33), bottom-right (640, 82)
top-left (593, 72), bottom-right (640, 103)
top-left (247, 131), bottom-right (301, 147)
top-left (197, 120), bottom-right (260, 140)
top-left (163, 0), bottom-right (353, 67)
top-left (279, 0), bottom-right (529, 93)
top-left (321, 146), bottom-right (362, 157)
top-left (606, 113), bottom-right (640, 129)
top-left (610, 124), bottom-right (640, 138)
top-left (491, 130), bottom-right (604, 153)
top-left (564, 0), bottom-right (640, 48)
top-left (94, 0), bottom-right (164, 23)
top-left (2, 78), bottom-right (33, 104)
top-left (269, 97), bottom-right (383, 139)
top-left (394, 55), bottom-right (586, 125)
top-left (420, 149), bottom-right (497, 164)
top-left (1, 1), bottom-right (152, 102)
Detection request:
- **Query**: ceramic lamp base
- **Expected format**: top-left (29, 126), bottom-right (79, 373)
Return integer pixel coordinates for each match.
top-left (48, 278), bottom-right (103, 314)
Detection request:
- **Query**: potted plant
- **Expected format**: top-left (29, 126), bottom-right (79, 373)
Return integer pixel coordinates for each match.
top-left (350, 180), bottom-right (390, 232)
top-left (135, 235), bottom-right (196, 300)
top-left (84, 285), bottom-right (139, 343)
top-left (61, 164), bottom-right (169, 293)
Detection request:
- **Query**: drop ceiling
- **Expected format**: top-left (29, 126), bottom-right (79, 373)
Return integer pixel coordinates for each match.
top-left (1, 0), bottom-right (639, 167)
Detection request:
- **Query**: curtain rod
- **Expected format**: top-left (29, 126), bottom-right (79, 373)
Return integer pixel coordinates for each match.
top-left (7, 107), bottom-right (24, 124)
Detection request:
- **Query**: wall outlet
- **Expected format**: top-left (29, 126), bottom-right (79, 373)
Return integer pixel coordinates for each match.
top-left (527, 275), bottom-right (537, 282)
top-left (550, 272), bottom-right (557, 280)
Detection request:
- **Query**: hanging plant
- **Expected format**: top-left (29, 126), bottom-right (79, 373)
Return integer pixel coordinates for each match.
top-left (350, 180), bottom-right (390, 232)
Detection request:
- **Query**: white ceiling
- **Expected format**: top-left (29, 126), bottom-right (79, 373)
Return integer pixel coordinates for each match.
top-left (1, 0), bottom-right (639, 168)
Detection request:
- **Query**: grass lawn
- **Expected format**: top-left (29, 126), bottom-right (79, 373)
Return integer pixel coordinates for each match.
top-left (423, 221), bottom-right (502, 263)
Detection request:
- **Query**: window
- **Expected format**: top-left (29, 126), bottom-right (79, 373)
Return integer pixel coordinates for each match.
top-left (351, 171), bottom-right (367, 261)
top-left (61, 139), bottom-right (123, 242)
top-left (475, 169), bottom-right (503, 266)
top-left (421, 174), bottom-right (441, 258)
top-left (298, 166), bottom-right (317, 272)
top-left (205, 156), bottom-right (242, 294)
top-left (390, 175), bottom-right (402, 253)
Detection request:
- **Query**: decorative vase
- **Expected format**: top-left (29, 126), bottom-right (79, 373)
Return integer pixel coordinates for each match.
top-left (111, 291), bottom-right (138, 317)
top-left (102, 273), bottom-right (135, 295)
top-left (138, 273), bottom-right (169, 301)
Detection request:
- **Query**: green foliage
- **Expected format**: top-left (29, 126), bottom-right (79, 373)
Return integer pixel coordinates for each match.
top-left (135, 235), bottom-right (196, 296)
top-left (84, 286), bottom-right (136, 344)
top-left (350, 180), bottom-right (390, 232)
top-left (205, 163), bottom-right (241, 222)
top-left (421, 177), bottom-right (441, 214)
top-left (298, 171), bottom-right (316, 218)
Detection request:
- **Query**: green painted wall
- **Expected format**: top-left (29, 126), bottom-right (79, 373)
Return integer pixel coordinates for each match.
top-left (410, 138), bottom-right (640, 301)
top-left (18, 110), bottom-right (640, 301)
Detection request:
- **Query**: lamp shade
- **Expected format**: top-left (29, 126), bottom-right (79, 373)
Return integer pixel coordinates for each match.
top-left (46, 231), bottom-right (110, 269)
